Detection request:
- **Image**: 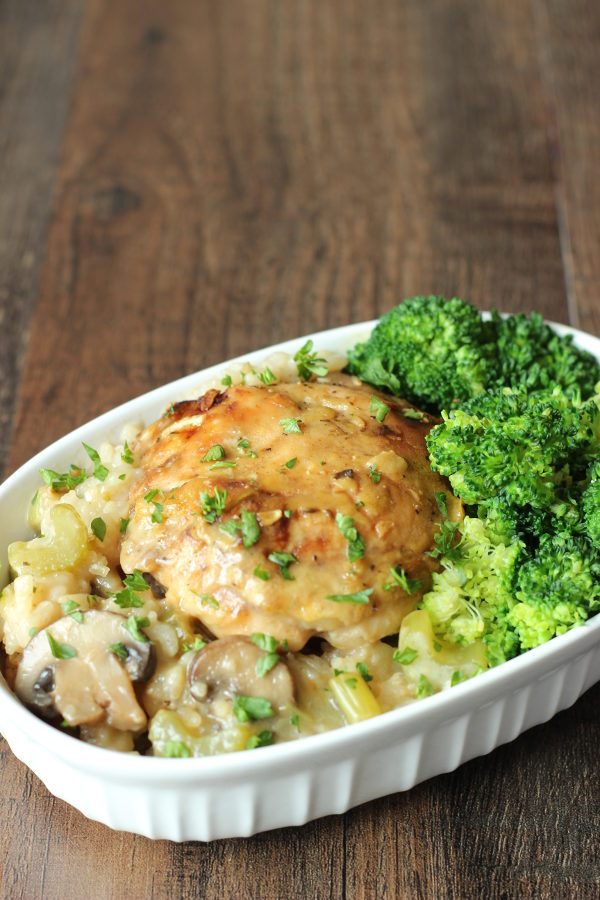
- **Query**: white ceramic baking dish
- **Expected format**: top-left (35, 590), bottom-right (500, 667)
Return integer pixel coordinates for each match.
top-left (1, 319), bottom-right (600, 842)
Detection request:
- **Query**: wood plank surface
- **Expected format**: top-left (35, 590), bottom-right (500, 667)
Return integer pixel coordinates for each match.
top-left (1, 1), bottom-right (599, 898)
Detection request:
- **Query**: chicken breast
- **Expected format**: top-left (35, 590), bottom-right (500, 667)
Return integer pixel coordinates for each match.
top-left (121, 376), bottom-right (461, 651)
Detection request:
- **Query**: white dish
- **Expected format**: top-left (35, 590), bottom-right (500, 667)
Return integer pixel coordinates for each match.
top-left (1, 318), bottom-right (600, 842)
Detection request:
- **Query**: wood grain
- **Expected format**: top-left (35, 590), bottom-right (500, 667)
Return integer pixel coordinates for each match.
top-left (0, 0), bottom-right (83, 478)
top-left (1, 0), bottom-right (600, 898)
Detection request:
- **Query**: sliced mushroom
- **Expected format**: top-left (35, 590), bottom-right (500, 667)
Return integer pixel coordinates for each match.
top-left (188, 636), bottom-right (295, 711)
top-left (15, 610), bottom-right (156, 731)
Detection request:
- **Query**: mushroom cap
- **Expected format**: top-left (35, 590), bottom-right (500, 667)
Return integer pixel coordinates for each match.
top-left (15, 610), bottom-right (156, 731)
top-left (188, 636), bottom-right (295, 711)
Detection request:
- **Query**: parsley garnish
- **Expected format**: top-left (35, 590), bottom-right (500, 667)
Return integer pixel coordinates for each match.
top-left (124, 570), bottom-right (149, 592)
top-left (326, 588), bottom-right (373, 604)
top-left (430, 520), bottom-right (461, 561)
top-left (290, 714), bottom-right (300, 730)
top-left (144, 489), bottom-right (159, 503)
top-left (246, 730), bottom-right (273, 749)
top-left (151, 502), bottom-right (164, 523)
top-left (268, 551), bottom-right (297, 580)
top-left (122, 615), bottom-right (151, 643)
top-left (201, 444), bottom-right (226, 463)
top-left (403, 408), bottom-right (424, 420)
top-left (241, 510), bottom-right (260, 547)
top-left (417, 674), bottom-right (434, 698)
top-left (335, 512), bottom-right (365, 562)
top-left (258, 368), bottom-right (276, 385)
top-left (61, 599), bottom-right (83, 623)
top-left (383, 565), bottom-right (422, 594)
top-left (369, 466), bottom-right (381, 484)
top-left (91, 517), bottom-right (107, 541)
top-left (369, 396), bottom-right (390, 423)
top-left (221, 374), bottom-right (232, 387)
top-left (251, 633), bottom-right (279, 652)
top-left (83, 443), bottom-right (108, 481)
top-left (121, 441), bottom-right (134, 464)
top-left (200, 487), bottom-right (228, 522)
top-left (394, 647), bottom-right (418, 665)
top-left (356, 661), bottom-right (373, 682)
top-left (345, 677), bottom-right (358, 689)
top-left (108, 642), bottom-right (128, 661)
top-left (293, 340), bottom-right (329, 381)
top-left (233, 695), bottom-right (274, 722)
top-left (254, 565), bottom-right (271, 581)
top-left (40, 465), bottom-right (86, 493)
top-left (120, 517), bottom-right (130, 534)
top-left (208, 460), bottom-right (237, 470)
top-left (280, 417), bottom-right (302, 434)
top-left (47, 632), bottom-right (77, 660)
top-left (165, 741), bottom-right (192, 758)
top-left (285, 458), bottom-right (297, 469)
top-left (435, 491), bottom-right (448, 518)
top-left (199, 594), bottom-right (219, 608)
top-left (451, 670), bottom-right (464, 686)
top-left (182, 636), bottom-right (207, 653)
top-left (256, 653), bottom-right (280, 677)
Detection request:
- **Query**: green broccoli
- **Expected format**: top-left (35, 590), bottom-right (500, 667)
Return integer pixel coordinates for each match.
top-left (509, 531), bottom-right (600, 650)
top-left (582, 459), bottom-right (600, 549)
top-left (490, 310), bottom-right (600, 398)
top-left (421, 516), bottom-right (522, 666)
top-left (346, 295), bottom-right (497, 411)
top-left (426, 386), bottom-right (600, 522)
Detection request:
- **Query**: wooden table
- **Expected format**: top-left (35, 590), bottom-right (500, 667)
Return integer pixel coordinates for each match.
top-left (1, 1), bottom-right (599, 897)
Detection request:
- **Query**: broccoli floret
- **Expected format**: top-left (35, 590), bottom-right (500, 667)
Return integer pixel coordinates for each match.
top-left (421, 516), bottom-right (522, 666)
top-left (426, 386), bottom-right (600, 518)
top-left (582, 459), bottom-right (600, 549)
top-left (491, 310), bottom-right (600, 398)
top-left (346, 295), bottom-right (497, 411)
top-left (508, 531), bottom-right (600, 649)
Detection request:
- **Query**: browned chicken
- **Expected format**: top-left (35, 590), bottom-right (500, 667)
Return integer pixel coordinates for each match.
top-left (121, 376), bottom-right (461, 651)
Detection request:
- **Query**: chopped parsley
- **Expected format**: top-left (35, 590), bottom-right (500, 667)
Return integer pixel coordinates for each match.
top-left (254, 565), bottom-right (271, 581)
top-left (83, 443), bottom-right (109, 481)
top-left (200, 487), bottom-right (228, 522)
top-left (335, 512), bottom-right (365, 562)
top-left (221, 374), bottom-right (232, 387)
top-left (356, 661), bottom-right (373, 682)
top-left (383, 565), bottom-right (422, 594)
top-left (451, 670), bottom-right (464, 686)
top-left (430, 520), bottom-right (461, 561)
top-left (121, 441), bottom-right (135, 464)
top-left (369, 466), bottom-right (381, 484)
top-left (40, 465), bottom-right (86, 493)
top-left (199, 594), bottom-right (219, 609)
top-left (258, 368), bottom-right (276, 386)
top-left (293, 339), bottom-right (329, 381)
top-left (201, 444), bottom-right (226, 463)
top-left (326, 588), bottom-right (373, 604)
top-left (251, 633), bottom-right (279, 652)
top-left (233, 695), bottom-right (274, 722)
top-left (122, 615), bottom-right (151, 643)
top-left (256, 653), bottom-right (280, 677)
top-left (144, 489), bottom-right (159, 503)
top-left (119, 517), bottom-right (130, 534)
top-left (417, 674), bottom-right (434, 698)
top-left (285, 458), bottom-right (297, 469)
top-left (108, 642), bottom-right (128, 661)
top-left (208, 460), bottom-right (237, 470)
top-left (280, 417), bottom-right (302, 434)
top-left (182, 636), bottom-right (207, 653)
top-left (246, 730), bottom-right (273, 749)
top-left (165, 741), bottom-right (192, 758)
top-left (403, 408), bottom-right (424, 420)
top-left (241, 510), bottom-right (260, 547)
top-left (345, 677), bottom-right (358, 689)
top-left (47, 632), bottom-right (77, 660)
top-left (151, 502), bottom-right (164, 524)
top-left (124, 570), bottom-right (149, 592)
top-left (267, 551), bottom-right (297, 580)
top-left (91, 517), bottom-right (107, 542)
top-left (394, 647), bottom-right (418, 665)
top-left (433, 641), bottom-right (443, 652)
top-left (290, 714), bottom-right (300, 730)
top-left (435, 491), bottom-right (448, 518)
top-left (369, 395), bottom-right (391, 423)
top-left (61, 600), bottom-right (83, 624)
